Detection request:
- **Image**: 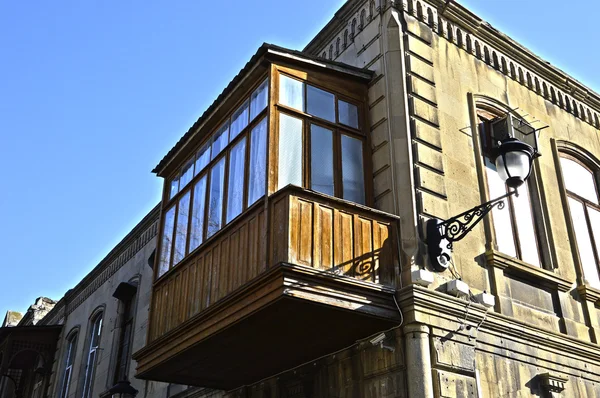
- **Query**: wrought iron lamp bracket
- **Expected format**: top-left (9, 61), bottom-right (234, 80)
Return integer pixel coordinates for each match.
top-left (425, 190), bottom-right (517, 271)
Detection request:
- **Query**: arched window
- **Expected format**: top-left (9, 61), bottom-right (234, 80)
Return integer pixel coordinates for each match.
top-left (351, 18), bottom-right (357, 40)
top-left (112, 281), bottom-right (139, 384)
top-left (477, 107), bottom-right (543, 267)
top-left (343, 29), bottom-right (349, 48)
top-left (335, 38), bottom-right (340, 56)
top-left (81, 313), bottom-right (103, 398)
top-left (328, 44), bottom-right (333, 60)
top-left (369, 1), bottom-right (375, 19)
top-left (360, 9), bottom-right (366, 28)
top-left (322, 51), bottom-right (326, 59)
top-left (59, 331), bottom-right (78, 398)
top-left (559, 153), bottom-right (600, 288)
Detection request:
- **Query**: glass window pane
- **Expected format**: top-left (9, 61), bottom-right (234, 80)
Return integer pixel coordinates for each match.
top-left (341, 135), bottom-right (365, 204)
top-left (212, 122), bottom-right (229, 160)
top-left (310, 124), bottom-right (334, 196)
top-left (568, 197), bottom-right (600, 288)
top-left (173, 191), bottom-right (190, 265)
top-left (278, 113), bottom-right (303, 189)
top-left (195, 144), bottom-right (211, 175)
top-left (560, 157), bottom-right (599, 204)
top-left (279, 75), bottom-right (304, 112)
top-left (230, 100), bottom-right (249, 140)
top-left (169, 178), bottom-right (179, 200)
top-left (589, 206), bottom-right (600, 269)
top-left (207, 158), bottom-right (226, 237)
top-left (339, 100), bottom-right (359, 128)
top-left (158, 206), bottom-right (176, 277)
top-left (485, 159), bottom-right (517, 257)
top-left (227, 138), bottom-right (247, 223)
top-left (189, 176), bottom-right (207, 252)
top-left (179, 159), bottom-right (194, 189)
top-left (248, 117), bottom-right (267, 206)
top-left (307, 85), bottom-right (335, 122)
top-left (513, 182), bottom-right (541, 266)
top-left (250, 78), bottom-right (268, 120)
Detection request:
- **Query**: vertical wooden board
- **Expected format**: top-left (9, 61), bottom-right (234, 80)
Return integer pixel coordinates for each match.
top-left (258, 209), bottom-right (268, 273)
top-left (355, 216), bottom-right (374, 282)
top-left (229, 229), bottom-right (240, 292)
top-left (248, 215), bottom-right (258, 280)
top-left (220, 238), bottom-right (230, 298)
top-left (205, 248), bottom-right (215, 308)
top-left (314, 204), bottom-right (334, 270)
top-left (289, 196), bottom-right (300, 264)
top-left (188, 261), bottom-right (197, 318)
top-left (297, 199), bottom-right (314, 266)
top-left (238, 223), bottom-right (248, 289)
top-left (173, 273), bottom-right (181, 327)
top-left (372, 223), bottom-right (381, 284)
top-left (335, 211), bottom-right (355, 276)
top-left (180, 266), bottom-right (190, 323)
top-left (271, 196), bottom-right (289, 265)
top-left (152, 285), bottom-right (162, 340)
top-left (196, 255), bottom-right (207, 311)
top-left (376, 222), bottom-right (392, 285)
top-left (210, 244), bottom-right (221, 302)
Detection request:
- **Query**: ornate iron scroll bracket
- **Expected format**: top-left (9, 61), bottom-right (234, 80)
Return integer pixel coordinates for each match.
top-left (425, 190), bottom-right (517, 271)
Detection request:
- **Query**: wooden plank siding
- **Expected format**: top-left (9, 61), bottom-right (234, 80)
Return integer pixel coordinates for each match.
top-left (148, 186), bottom-right (398, 342)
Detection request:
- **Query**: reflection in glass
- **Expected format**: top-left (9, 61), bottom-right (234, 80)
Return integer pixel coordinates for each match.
top-left (248, 118), bottom-right (267, 206)
top-left (169, 178), bottom-right (179, 200)
top-left (227, 138), bottom-right (246, 223)
top-left (568, 197), bottom-right (600, 288)
top-left (230, 100), bottom-right (249, 140)
top-left (195, 145), bottom-right (210, 175)
top-left (338, 100), bottom-right (359, 128)
top-left (173, 192), bottom-right (190, 265)
top-left (212, 122), bottom-right (229, 160)
top-left (512, 181), bottom-right (540, 266)
top-left (278, 114), bottom-right (303, 189)
top-left (279, 75), bottom-right (304, 112)
top-left (189, 176), bottom-right (207, 252)
top-left (158, 206), bottom-right (175, 277)
top-left (560, 157), bottom-right (599, 204)
top-left (341, 135), bottom-right (365, 204)
top-left (207, 158), bottom-right (226, 237)
top-left (250, 78), bottom-right (268, 120)
top-left (307, 85), bottom-right (335, 122)
top-left (179, 160), bottom-right (194, 189)
top-left (311, 124), bottom-right (334, 196)
top-left (485, 159), bottom-right (517, 257)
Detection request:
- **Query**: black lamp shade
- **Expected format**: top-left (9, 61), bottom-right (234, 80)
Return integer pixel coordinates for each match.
top-left (108, 380), bottom-right (138, 398)
top-left (495, 138), bottom-right (535, 188)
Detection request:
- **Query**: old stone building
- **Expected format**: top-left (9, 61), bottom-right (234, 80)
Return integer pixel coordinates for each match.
top-left (3, 0), bottom-right (600, 397)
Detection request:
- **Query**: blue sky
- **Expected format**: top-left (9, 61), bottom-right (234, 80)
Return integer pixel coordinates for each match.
top-left (0, 0), bottom-right (597, 317)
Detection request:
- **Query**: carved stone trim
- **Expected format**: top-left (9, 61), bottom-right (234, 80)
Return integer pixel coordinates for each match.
top-left (539, 372), bottom-right (568, 393)
top-left (576, 284), bottom-right (600, 304)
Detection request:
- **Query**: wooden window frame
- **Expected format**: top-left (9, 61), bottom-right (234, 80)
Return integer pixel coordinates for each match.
top-left (156, 75), bottom-right (270, 281)
top-left (274, 69), bottom-right (370, 207)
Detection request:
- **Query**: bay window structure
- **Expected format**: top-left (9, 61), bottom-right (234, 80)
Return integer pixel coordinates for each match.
top-left (478, 111), bottom-right (543, 267)
top-left (559, 153), bottom-right (600, 289)
top-left (135, 44), bottom-right (400, 390)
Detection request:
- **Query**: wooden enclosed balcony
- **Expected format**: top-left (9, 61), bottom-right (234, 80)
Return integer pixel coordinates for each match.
top-left (134, 185), bottom-right (401, 389)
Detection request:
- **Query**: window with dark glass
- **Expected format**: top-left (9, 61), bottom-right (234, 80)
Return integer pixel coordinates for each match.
top-left (276, 72), bottom-right (366, 204)
top-left (113, 287), bottom-right (137, 384)
top-left (157, 78), bottom-right (269, 278)
top-left (479, 116), bottom-right (542, 267)
top-left (82, 313), bottom-right (102, 398)
top-left (59, 332), bottom-right (77, 398)
top-left (560, 155), bottom-right (600, 288)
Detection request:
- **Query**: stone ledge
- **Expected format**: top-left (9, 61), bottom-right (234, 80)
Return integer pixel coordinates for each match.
top-left (485, 250), bottom-right (573, 293)
top-left (576, 284), bottom-right (600, 304)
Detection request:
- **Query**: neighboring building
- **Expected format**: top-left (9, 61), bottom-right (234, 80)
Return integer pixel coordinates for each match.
top-left (3, 1), bottom-right (600, 397)
top-left (134, 0), bottom-right (600, 397)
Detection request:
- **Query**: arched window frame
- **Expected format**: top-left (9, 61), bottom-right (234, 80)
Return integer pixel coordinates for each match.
top-left (80, 307), bottom-right (104, 398)
top-left (58, 328), bottom-right (79, 398)
top-left (470, 96), bottom-right (554, 270)
top-left (555, 141), bottom-right (600, 289)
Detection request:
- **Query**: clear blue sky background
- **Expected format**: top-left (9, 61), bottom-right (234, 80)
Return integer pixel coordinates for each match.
top-left (1, 0), bottom-right (597, 317)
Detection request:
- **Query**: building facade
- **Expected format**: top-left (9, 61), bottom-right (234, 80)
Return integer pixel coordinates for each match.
top-left (3, 0), bottom-right (600, 397)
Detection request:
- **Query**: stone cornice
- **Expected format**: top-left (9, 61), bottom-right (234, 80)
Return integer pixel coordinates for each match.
top-left (397, 285), bottom-right (600, 365)
top-left (399, 0), bottom-right (600, 128)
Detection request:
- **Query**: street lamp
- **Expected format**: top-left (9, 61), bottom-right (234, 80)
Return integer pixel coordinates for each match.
top-left (108, 380), bottom-right (138, 398)
top-left (425, 137), bottom-right (536, 271)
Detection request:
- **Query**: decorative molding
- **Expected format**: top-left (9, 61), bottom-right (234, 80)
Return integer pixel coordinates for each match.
top-left (576, 284), bottom-right (600, 304)
top-left (398, 0), bottom-right (600, 129)
top-left (539, 372), bottom-right (568, 394)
